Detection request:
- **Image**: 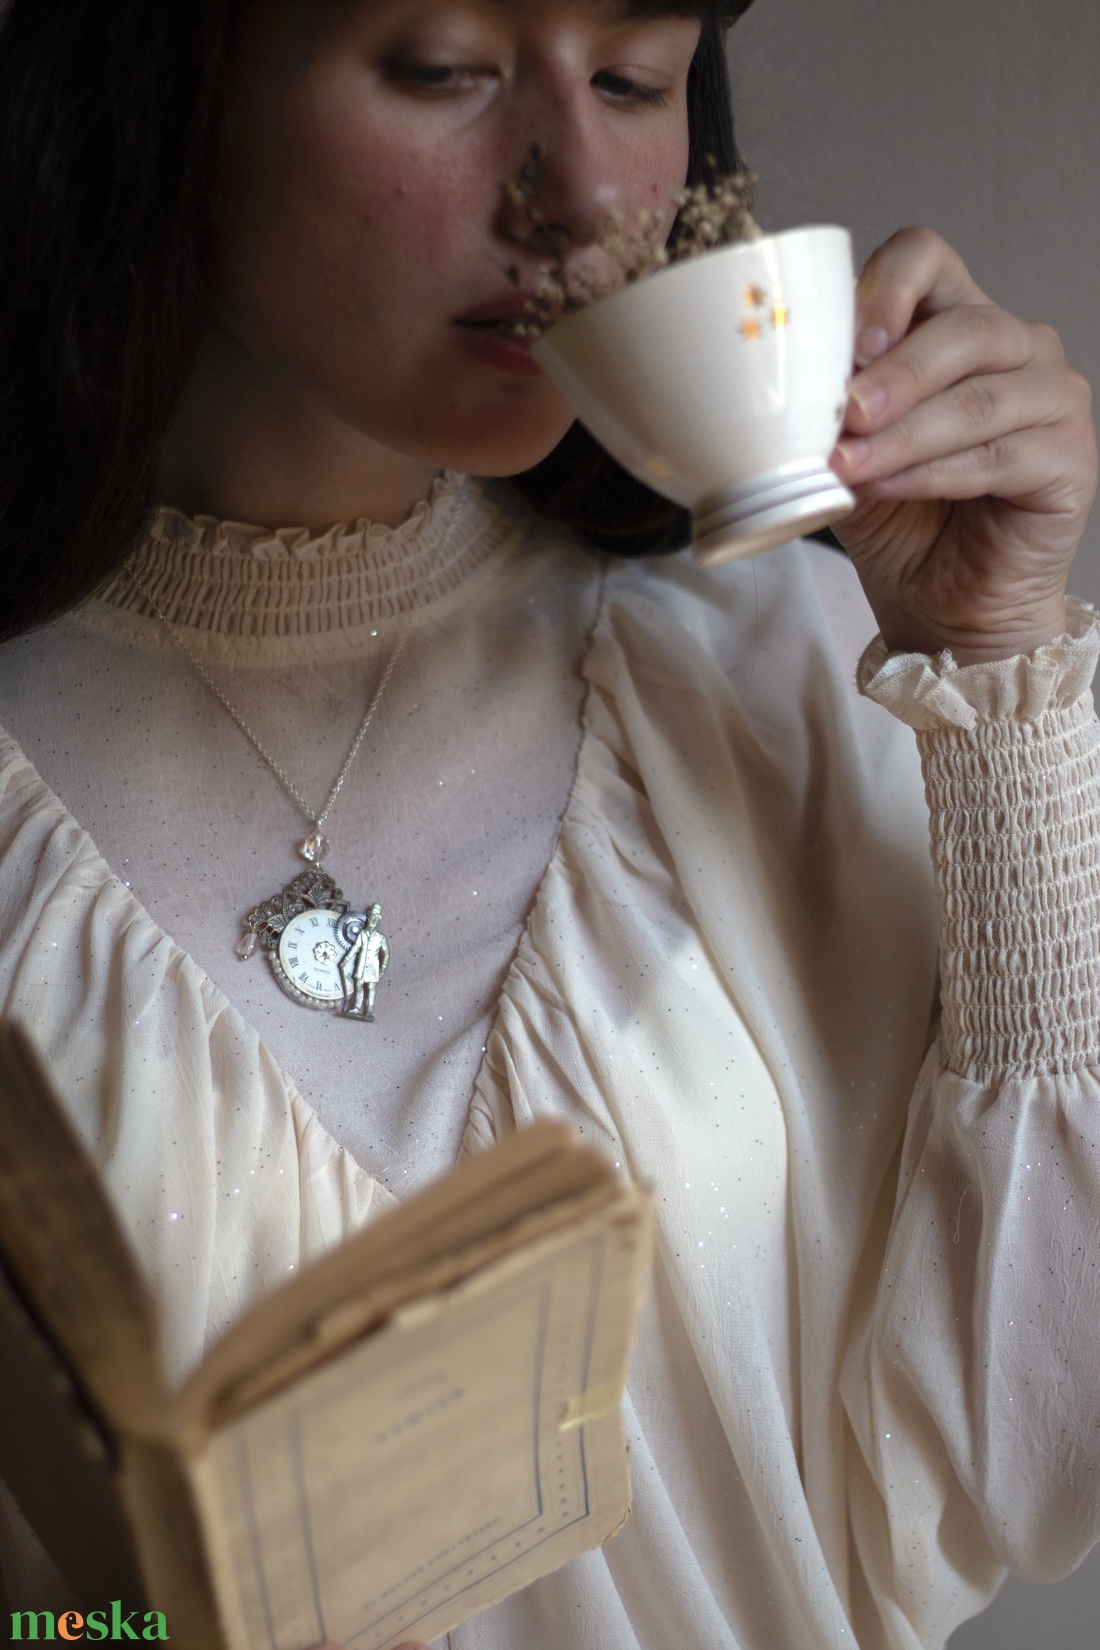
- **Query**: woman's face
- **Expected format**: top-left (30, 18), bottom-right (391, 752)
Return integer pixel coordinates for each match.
top-left (213, 0), bottom-right (701, 478)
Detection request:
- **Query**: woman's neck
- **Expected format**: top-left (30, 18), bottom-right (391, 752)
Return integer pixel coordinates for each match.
top-left (159, 324), bottom-right (440, 530)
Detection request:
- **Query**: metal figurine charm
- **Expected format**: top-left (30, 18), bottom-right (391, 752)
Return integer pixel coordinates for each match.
top-left (238, 866), bottom-right (390, 1021)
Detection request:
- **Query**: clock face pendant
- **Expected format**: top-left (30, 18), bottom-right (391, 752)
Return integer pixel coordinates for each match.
top-left (275, 907), bottom-right (348, 1008)
top-left (237, 868), bottom-right (390, 1021)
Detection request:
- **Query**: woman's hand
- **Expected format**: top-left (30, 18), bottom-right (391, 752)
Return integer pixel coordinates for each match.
top-left (829, 228), bottom-right (1098, 663)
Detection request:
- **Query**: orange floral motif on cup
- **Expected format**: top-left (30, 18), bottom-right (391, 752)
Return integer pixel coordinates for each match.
top-left (740, 285), bottom-right (791, 340)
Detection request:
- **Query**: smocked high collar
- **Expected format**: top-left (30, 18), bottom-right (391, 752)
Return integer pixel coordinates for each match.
top-left (96, 474), bottom-right (524, 647)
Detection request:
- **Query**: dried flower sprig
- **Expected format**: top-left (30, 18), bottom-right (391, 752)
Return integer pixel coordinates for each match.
top-left (666, 166), bottom-right (761, 264)
top-left (506, 152), bottom-right (762, 340)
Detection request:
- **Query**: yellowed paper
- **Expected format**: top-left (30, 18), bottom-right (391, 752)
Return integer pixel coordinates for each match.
top-left (191, 1198), bottom-right (652, 1650)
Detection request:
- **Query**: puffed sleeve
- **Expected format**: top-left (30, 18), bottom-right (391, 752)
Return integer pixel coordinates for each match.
top-left (840, 598), bottom-right (1100, 1631)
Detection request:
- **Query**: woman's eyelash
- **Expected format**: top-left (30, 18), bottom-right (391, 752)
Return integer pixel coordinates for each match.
top-left (591, 71), bottom-right (669, 107)
top-left (388, 61), bottom-right (667, 107)
top-left (387, 61), bottom-right (490, 92)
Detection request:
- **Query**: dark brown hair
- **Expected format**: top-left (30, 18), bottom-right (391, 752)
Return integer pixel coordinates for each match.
top-left (0, 1), bottom-right (749, 641)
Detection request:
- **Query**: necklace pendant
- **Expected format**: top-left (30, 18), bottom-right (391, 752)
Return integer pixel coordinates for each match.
top-left (297, 829), bottom-right (330, 864)
top-left (238, 868), bottom-right (390, 1022)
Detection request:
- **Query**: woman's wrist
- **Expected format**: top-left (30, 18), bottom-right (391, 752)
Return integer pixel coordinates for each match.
top-left (873, 595), bottom-right (1071, 666)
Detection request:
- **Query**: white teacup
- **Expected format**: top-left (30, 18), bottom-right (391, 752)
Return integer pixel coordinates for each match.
top-left (531, 225), bottom-right (856, 564)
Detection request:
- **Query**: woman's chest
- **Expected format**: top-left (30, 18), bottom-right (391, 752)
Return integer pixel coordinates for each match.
top-left (0, 581), bottom-right (594, 1187)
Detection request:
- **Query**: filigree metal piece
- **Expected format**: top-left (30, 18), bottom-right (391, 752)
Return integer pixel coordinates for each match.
top-left (242, 869), bottom-right (348, 951)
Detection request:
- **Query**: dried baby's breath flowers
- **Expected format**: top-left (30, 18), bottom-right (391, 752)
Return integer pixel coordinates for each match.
top-left (506, 152), bottom-right (762, 340)
top-left (503, 142), bottom-right (569, 267)
top-left (667, 166), bottom-right (762, 264)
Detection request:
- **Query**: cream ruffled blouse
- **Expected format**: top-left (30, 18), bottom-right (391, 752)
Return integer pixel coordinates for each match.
top-left (1, 479), bottom-right (1099, 1649)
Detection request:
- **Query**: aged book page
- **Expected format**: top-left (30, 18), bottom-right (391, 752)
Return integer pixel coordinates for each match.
top-left (188, 1195), bottom-right (652, 1650)
top-left (176, 1122), bottom-right (612, 1432)
top-left (0, 1022), bottom-right (654, 1645)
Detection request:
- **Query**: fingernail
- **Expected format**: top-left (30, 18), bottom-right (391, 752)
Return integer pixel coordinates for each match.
top-left (855, 325), bottom-right (890, 366)
top-left (849, 379), bottom-right (887, 419)
top-left (836, 436), bottom-right (871, 470)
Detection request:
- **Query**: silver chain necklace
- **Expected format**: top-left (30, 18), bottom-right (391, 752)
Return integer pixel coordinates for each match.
top-left (128, 478), bottom-right (469, 1023)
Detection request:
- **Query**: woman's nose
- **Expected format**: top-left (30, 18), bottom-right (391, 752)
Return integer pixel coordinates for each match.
top-left (498, 90), bottom-right (624, 253)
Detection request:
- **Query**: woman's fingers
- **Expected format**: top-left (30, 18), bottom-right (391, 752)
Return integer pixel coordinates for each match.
top-left (829, 225), bottom-right (1097, 661)
top-left (835, 279), bottom-right (1094, 521)
top-left (852, 225), bottom-right (989, 364)
top-left (845, 303), bottom-right (1042, 441)
top-left (835, 366), bottom-right (1081, 499)
top-left (844, 425), bottom-right (1085, 512)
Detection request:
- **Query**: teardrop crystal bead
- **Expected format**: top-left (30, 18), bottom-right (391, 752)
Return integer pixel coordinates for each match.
top-left (236, 932), bottom-right (258, 961)
top-left (297, 830), bottom-right (330, 864)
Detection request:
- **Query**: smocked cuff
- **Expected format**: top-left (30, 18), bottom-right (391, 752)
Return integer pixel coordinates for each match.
top-left (856, 599), bottom-right (1100, 729)
top-left (858, 601), bottom-right (1100, 1079)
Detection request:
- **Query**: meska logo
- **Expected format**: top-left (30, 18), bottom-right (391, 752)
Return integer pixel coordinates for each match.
top-left (9, 1603), bottom-right (168, 1640)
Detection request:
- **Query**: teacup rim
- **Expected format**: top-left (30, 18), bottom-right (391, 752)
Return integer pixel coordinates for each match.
top-left (531, 222), bottom-right (852, 354)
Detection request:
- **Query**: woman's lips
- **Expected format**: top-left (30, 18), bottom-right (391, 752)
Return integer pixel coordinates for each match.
top-left (450, 293), bottom-right (545, 377)
top-left (450, 319), bottom-right (542, 376)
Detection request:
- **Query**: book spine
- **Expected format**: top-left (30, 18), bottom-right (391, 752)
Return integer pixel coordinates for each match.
top-left (119, 1439), bottom-right (228, 1650)
top-left (0, 1257), bottom-right (146, 1607)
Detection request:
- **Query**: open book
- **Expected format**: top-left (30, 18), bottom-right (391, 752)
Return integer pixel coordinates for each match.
top-left (0, 1023), bottom-right (654, 1649)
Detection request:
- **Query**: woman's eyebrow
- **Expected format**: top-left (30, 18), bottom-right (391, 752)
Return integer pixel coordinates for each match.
top-left (475, 0), bottom-right (704, 17)
top-left (622, 2), bottom-right (707, 17)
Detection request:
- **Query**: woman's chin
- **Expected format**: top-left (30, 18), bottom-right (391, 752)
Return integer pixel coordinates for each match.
top-left (409, 351), bottom-right (579, 477)
top-left (326, 367), bottom-right (578, 483)
top-left (404, 410), bottom-right (578, 482)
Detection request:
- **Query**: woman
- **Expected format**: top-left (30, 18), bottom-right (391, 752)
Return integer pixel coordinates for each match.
top-left (0, 1), bottom-right (1098, 1647)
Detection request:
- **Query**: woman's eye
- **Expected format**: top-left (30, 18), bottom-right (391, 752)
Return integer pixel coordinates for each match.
top-left (591, 70), bottom-right (669, 108)
top-left (386, 60), bottom-right (493, 95)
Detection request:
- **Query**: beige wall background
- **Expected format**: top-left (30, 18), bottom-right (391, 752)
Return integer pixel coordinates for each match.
top-left (724, 2), bottom-right (1100, 1645)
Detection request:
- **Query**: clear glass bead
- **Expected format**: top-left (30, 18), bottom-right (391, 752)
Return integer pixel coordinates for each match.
top-left (297, 830), bottom-right (330, 864)
top-left (236, 932), bottom-right (258, 961)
